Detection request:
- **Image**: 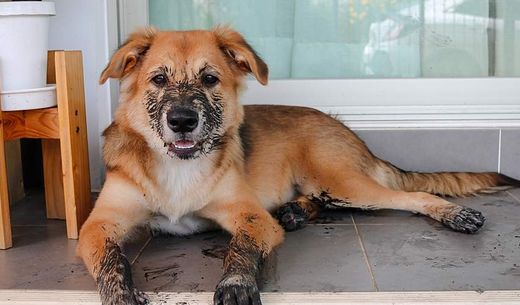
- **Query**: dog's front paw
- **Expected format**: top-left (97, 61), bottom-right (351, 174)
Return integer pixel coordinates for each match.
top-left (275, 201), bottom-right (309, 232)
top-left (441, 207), bottom-right (485, 234)
top-left (132, 288), bottom-right (150, 305)
top-left (97, 240), bottom-right (149, 305)
top-left (214, 274), bottom-right (261, 305)
top-left (100, 287), bottom-right (149, 305)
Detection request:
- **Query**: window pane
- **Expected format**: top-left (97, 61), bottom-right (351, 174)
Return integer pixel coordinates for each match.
top-left (148, 0), bottom-right (520, 79)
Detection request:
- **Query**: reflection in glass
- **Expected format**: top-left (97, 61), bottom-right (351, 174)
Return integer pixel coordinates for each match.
top-left (149, 0), bottom-right (520, 79)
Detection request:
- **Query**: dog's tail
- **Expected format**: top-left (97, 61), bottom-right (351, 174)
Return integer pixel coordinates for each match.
top-left (374, 159), bottom-right (520, 197)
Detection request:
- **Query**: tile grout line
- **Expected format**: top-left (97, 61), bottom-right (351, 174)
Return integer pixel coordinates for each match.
top-left (506, 190), bottom-right (520, 204)
top-left (130, 236), bottom-right (152, 265)
top-left (350, 215), bottom-right (379, 292)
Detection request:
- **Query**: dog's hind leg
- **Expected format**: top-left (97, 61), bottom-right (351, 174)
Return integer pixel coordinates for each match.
top-left (275, 196), bottom-right (321, 232)
top-left (302, 172), bottom-right (485, 234)
top-left (77, 173), bottom-right (151, 305)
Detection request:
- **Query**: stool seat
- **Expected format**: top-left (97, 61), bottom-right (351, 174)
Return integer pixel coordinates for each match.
top-left (0, 51), bottom-right (92, 249)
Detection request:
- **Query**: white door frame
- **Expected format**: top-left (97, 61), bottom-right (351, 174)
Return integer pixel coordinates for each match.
top-left (114, 0), bottom-right (520, 130)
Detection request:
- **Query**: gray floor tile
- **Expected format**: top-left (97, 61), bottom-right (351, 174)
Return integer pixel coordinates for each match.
top-left (0, 225), bottom-right (94, 290)
top-left (501, 129), bottom-right (520, 179)
top-left (132, 231), bottom-right (228, 293)
top-left (262, 225), bottom-right (373, 292)
top-left (0, 191), bottom-right (93, 290)
top-left (357, 190), bottom-right (520, 291)
top-left (0, 192), bottom-right (153, 291)
top-left (507, 188), bottom-right (520, 203)
top-left (355, 129), bottom-right (499, 173)
top-left (133, 225), bottom-right (373, 293)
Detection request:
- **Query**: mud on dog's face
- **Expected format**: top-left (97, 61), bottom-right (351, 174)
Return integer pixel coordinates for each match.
top-left (100, 27), bottom-right (268, 159)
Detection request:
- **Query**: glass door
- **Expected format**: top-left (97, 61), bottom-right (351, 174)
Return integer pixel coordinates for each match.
top-left (119, 0), bottom-right (520, 128)
top-left (149, 0), bottom-right (519, 79)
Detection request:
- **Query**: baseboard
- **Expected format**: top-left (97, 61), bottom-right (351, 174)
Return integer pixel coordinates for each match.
top-left (315, 105), bottom-right (520, 129)
top-left (243, 103), bottom-right (520, 129)
top-left (1, 290), bottom-right (519, 305)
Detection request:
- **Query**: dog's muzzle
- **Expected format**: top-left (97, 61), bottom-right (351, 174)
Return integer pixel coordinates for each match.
top-left (165, 106), bottom-right (201, 159)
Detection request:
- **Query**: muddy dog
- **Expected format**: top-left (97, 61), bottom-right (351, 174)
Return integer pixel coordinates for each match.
top-left (78, 27), bottom-right (520, 305)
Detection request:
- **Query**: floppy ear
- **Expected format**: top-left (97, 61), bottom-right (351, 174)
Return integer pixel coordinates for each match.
top-left (99, 27), bottom-right (157, 84)
top-left (214, 26), bottom-right (269, 85)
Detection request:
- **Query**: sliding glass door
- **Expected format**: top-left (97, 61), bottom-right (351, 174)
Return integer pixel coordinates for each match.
top-left (119, 0), bottom-right (520, 128)
top-left (149, 0), bottom-right (519, 78)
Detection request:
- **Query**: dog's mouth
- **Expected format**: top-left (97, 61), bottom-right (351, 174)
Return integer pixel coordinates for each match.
top-left (167, 139), bottom-right (200, 159)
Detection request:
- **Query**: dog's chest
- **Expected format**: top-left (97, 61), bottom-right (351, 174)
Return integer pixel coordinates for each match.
top-left (147, 158), bottom-right (215, 221)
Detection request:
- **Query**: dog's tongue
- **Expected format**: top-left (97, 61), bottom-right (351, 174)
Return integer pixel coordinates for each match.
top-left (174, 139), bottom-right (196, 149)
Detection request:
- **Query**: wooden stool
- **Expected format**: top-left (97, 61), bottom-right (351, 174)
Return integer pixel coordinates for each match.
top-left (0, 51), bottom-right (92, 249)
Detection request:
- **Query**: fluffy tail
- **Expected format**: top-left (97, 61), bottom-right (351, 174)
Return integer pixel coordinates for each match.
top-left (375, 160), bottom-right (520, 197)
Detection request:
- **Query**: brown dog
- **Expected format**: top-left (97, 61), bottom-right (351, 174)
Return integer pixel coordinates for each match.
top-left (77, 27), bottom-right (520, 305)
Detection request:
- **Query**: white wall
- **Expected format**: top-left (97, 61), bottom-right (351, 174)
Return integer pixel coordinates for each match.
top-left (48, 0), bottom-right (118, 190)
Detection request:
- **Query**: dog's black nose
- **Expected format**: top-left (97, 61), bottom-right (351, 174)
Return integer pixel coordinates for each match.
top-left (167, 108), bottom-right (199, 133)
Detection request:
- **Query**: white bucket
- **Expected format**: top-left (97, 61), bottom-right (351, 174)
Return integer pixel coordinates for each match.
top-left (0, 1), bottom-right (56, 111)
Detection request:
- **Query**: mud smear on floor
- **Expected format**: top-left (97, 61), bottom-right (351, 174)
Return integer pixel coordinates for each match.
top-left (312, 211), bottom-right (350, 224)
top-left (482, 199), bottom-right (516, 207)
top-left (166, 253), bottom-right (186, 259)
top-left (201, 244), bottom-right (228, 259)
top-left (16, 262), bottom-right (92, 289)
top-left (315, 226), bottom-right (337, 238)
top-left (501, 265), bottom-right (520, 277)
top-left (143, 263), bottom-right (181, 292)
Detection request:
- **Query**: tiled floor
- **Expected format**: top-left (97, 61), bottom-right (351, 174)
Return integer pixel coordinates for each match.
top-left (1, 189), bottom-right (520, 293)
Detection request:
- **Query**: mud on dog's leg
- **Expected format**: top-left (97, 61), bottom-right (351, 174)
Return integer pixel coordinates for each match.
top-left (200, 200), bottom-right (284, 305)
top-left (77, 174), bottom-right (150, 305)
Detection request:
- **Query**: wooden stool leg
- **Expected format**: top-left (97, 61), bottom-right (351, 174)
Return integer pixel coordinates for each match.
top-left (0, 112), bottom-right (13, 249)
top-left (42, 139), bottom-right (65, 219)
top-left (54, 51), bottom-right (92, 239)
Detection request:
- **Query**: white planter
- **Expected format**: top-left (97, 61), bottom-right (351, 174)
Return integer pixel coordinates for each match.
top-left (0, 1), bottom-right (56, 111)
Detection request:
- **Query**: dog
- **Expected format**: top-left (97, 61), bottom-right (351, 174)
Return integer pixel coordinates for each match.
top-left (77, 26), bottom-right (520, 305)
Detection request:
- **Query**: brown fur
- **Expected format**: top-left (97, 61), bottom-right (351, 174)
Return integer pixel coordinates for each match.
top-left (78, 27), bottom-right (520, 305)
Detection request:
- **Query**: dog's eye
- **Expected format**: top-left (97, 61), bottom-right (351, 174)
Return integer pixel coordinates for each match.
top-left (151, 74), bottom-right (167, 86)
top-left (202, 74), bottom-right (219, 87)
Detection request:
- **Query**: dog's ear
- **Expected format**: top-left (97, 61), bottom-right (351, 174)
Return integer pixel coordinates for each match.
top-left (99, 27), bottom-right (157, 84)
top-left (214, 26), bottom-right (269, 85)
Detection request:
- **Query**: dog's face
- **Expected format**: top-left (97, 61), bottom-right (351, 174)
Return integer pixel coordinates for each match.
top-left (100, 27), bottom-right (268, 160)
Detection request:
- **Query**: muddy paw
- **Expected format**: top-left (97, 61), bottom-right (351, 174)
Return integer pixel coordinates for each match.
top-left (275, 201), bottom-right (309, 232)
top-left (214, 274), bottom-right (261, 305)
top-left (133, 288), bottom-right (150, 305)
top-left (442, 207), bottom-right (485, 234)
top-left (100, 288), bottom-right (149, 305)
